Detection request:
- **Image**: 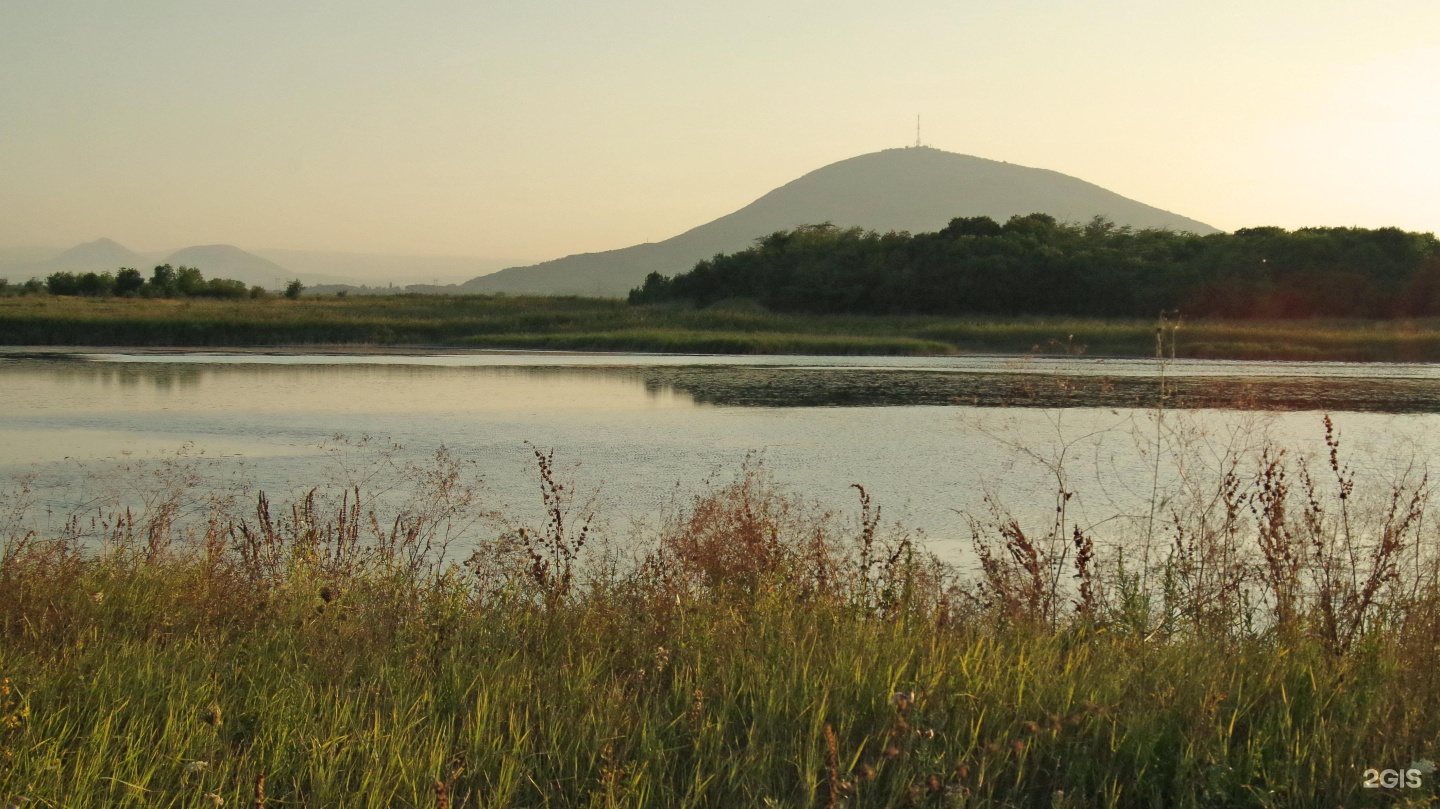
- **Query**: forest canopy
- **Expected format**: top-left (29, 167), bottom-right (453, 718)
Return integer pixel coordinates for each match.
top-left (628, 215), bottom-right (1440, 319)
top-left (38, 264), bottom-right (260, 300)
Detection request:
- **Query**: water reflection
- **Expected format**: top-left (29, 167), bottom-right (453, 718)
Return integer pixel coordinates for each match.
top-left (3, 353), bottom-right (1439, 557)
top-left (45, 349), bottom-right (1440, 380)
top-left (0, 359), bottom-right (696, 416)
top-left (36, 361), bottom-right (205, 391)
top-left (10, 354), bottom-right (1440, 413)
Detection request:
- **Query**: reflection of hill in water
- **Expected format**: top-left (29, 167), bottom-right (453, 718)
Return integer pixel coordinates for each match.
top-left (633, 367), bottom-right (1440, 413)
top-left (36, 361), bottom-right (205, 391)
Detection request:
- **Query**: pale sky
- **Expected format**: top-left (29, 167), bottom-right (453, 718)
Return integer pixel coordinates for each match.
top-left (3, 1), bottom-right (1438, 263)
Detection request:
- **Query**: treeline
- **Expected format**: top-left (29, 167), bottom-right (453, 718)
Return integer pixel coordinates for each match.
top-left (0, 265), bottom-right (305, 300)
top-left (629, 215), bottom-right (1440, 319)
top-left (46, 265), bottom-right (255, 299)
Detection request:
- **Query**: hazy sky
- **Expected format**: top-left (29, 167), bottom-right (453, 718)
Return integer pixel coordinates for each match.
top-left (3, 1), bottom-right (1438, 262)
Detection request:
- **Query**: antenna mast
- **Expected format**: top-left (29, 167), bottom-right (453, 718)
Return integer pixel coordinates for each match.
top-left (915, 115), bottom-right (922, 147)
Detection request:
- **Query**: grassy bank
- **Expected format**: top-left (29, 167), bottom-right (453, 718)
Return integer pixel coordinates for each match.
top-left (7, 294), bottom-right (1440, 360)
top-left (4, 442), bottom-right (1440, 807)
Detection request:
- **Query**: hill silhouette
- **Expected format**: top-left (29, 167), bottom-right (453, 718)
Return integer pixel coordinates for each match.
top-left (162, 245), bottom-right (293, 288)
top-left (42, 238), bottom-right (145, 272)
top-left (2, 240), bottom-right (294, 288)
top-left (0, 240), bottom-right (528, 289)
top-left (461, 147), bottom-right (1218, 297)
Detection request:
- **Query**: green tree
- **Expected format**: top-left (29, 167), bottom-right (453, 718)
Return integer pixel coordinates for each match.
top-left (628, 272), bottom-right (670, 304)
top-left (149, 264), bottom-right (177, 296)
top-left (45, 272), bottom-right (80, 296)
top-left (628, 217), bottom-right (1440, 319)
top-left (203, 278), bottom-right (248, 299)
top-left (284, 279), bottom-right (305, 300)
top-left (175, 266), bottom-right (206, 296)
top-left (114, 268), bottom-right (145, 296)
top-left (75, 271), bottom-right (116, 296)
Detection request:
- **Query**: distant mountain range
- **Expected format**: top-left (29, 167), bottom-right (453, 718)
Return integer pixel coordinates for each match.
top-left (460, 147), bottom-right (1219, 297)
top-left (0, 239), bottom-right (301, 288)
top-left (0, 240), bottom-right (522, 289)
top-left (3, 147), bottom-right (1218, 297)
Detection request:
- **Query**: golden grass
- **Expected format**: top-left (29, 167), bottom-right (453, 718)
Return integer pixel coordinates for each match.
top-left (4, 435), bottom-right (1440, 806)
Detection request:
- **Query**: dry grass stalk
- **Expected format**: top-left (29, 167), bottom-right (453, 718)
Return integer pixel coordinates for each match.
top-left (823, 723), bottom-right (840, 809)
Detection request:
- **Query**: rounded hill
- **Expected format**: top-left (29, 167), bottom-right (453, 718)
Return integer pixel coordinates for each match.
top-left (463, 147), bottom-right (1218, 297)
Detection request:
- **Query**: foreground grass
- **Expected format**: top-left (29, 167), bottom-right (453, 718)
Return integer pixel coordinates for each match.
top-left (4, 445), bottom-right (1440, 807)
top-left (7, 294), bottom-right (1440, 359)
top-left (5, 577), bottom-right (1431, 808)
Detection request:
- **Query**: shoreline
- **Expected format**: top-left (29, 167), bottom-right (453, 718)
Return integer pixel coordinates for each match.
top-left (10, 346), bottom-right (1440, 413)
top-left (7, 294), bottom-right (1440, 362)
top-left (7, 343), bottom-right (1440, 370)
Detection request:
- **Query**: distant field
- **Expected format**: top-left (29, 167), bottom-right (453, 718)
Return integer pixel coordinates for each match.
top-left (5, 294), bottom-right (1440, 361)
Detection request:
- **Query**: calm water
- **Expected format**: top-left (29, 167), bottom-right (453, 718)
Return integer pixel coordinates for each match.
top-left (3, 350), bottom-right (1439, 558)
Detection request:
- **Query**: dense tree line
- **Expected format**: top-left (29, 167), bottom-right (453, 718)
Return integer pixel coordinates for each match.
top-left (0, 266), bottom-right (306, 300)
top-left (629, 215), bottom-right (1440, 319)
top-left (37, 265), bottom-right (261, 299)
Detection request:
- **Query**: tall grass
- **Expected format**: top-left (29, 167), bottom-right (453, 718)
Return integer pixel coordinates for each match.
top-left (8, 294), bottom-right (1440, 360)
top-left (3, 426), bottom-right (1440, 807)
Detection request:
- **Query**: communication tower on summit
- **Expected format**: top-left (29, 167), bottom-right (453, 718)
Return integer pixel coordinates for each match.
top-left (915, 115), bottom-right (922, 148)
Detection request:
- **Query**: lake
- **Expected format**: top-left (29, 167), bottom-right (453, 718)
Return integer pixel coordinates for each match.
top-left (3, 349), bottom-right (1438, 560)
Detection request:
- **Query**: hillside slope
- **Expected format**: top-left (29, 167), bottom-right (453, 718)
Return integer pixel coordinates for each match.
top-left (462, 147), bottom-right (1218, 297)
top-left (163, 244), bottom-right (293, 288)
top-left (4, 241), bottom-right (298, 289)
top-left (35, 238), bottom-right (145, 273)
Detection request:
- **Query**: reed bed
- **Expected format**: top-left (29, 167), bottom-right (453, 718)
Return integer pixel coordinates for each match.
top-left (3, 425), bottom-right (1440, 808)
top-left (8, 294), bottom-right (1440, 360)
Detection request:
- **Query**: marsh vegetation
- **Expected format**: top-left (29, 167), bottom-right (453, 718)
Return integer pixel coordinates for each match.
top-left (3, 421), bottom-right (1440, 806)
top-left (9, 293), bottom-right (1440, 361)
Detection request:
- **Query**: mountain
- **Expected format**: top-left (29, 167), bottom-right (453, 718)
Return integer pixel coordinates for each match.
top-left (42, 238), bottom-right (145, 272)
top-left (461, 147), bottom-right (1219, 298)
top-left (2, 239), bottom-right (522, 289)
top-left (2, 240), bottom-right (297, 288)
top-left (0, 238), bottom-right (146, 278)
top-left (162, 244), bottom-right (293, 288)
